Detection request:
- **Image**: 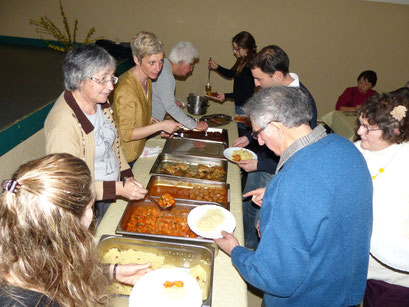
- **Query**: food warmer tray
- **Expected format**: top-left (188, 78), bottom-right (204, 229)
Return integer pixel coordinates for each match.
top-left (115, 198), bottom-right (219, 254)
top-left (150, 153), bottom-right (228, 183)
top-left (199, 114), bottom-right (232, 127)
top-left (98, 235), bottom-right (214, 307)
top-left (162, 138), bottom-right (227, 160)
top-left (146, 175), bottom-right (230, 210)
top-left (173, 127), bottom-right (229, 146)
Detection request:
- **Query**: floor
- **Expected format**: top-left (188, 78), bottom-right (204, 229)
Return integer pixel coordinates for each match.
top-left (0, 43), bottom-right (65, 130)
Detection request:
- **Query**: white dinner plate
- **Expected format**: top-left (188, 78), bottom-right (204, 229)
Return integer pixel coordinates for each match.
top-left (223, 147), bottom-right (257, 163)
top-left (188, 205), bottom-right (236, 239)
top-left (129, 268), bottom-right (202, 307)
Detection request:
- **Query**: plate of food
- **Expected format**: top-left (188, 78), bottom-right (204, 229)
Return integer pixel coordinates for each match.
top-left (188, 204), bottom-right (236, 239)
top-left (223, 147), bottom-right (257, 163)
top-left (232, 114), bottom-right (251, 127)
top-left (205, 91), bottom-right (219, 98)
top-left (129, 268), bottom-right (202, 307)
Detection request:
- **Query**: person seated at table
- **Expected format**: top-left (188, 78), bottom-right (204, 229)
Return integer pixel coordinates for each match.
top-left (335, 70), bottom-right (378, 112)
top-left (234, 44), bottom-right (317, 249)
top-left (0, 153), bottom-right (152, 306)
top-left (355, 91), bottom-right (409, 306)
top-left (215, 86), bottom-right (373, 306)
top-left (152, 41), bottom-right (208, 131)
top-left (113, 31), bottom-right (182, 167)
top-left (44, 44), bottom-right (147, 222)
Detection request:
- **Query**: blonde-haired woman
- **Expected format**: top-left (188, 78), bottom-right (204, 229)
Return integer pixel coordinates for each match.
top-left (113, 31), bottom-right (182, 167)
top-left (0, 153), bottom-right (152, 306)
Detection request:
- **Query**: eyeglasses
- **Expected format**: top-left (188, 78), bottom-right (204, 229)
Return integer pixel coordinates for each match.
top-left (358, 122), bottom-right (381, 134)
top-left (233, 47), bottom-right (242, 52)
top-left (251, 120), bottom-right (273, 139)
top-left (90, 76), bottom-right (118, 85)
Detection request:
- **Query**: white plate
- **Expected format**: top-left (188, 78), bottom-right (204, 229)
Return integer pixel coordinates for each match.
top-left (188, 205), bottom-right (236, 239)
top-left (129, 268), bottom-right (202, 307)
top-left (223, 147), bottom-right (257, 163)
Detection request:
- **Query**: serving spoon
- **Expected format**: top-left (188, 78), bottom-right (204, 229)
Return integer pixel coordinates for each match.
top-left (145, 194), bottom-right (173, 210)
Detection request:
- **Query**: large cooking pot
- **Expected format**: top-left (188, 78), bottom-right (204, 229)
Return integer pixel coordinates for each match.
top-left (187, 94), bottom-right (209, 115)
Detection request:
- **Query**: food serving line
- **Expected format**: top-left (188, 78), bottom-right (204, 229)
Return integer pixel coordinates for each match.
top-left (94, 100), bottom-right (247, 307)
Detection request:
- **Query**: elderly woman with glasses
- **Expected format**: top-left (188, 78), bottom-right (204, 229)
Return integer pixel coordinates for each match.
top-left (45, 44), bottom-right (147, 222)
top-left (112, 31), bottom-right (182, 167)
top-left (355, 89), bottom-right (409, 306)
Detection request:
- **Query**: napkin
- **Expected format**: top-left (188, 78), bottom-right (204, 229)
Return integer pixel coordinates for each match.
top-left (140, 146), bottom-right (162, 158)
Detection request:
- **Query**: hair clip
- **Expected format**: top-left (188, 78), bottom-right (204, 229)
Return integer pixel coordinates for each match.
top-left (2, 179), bottom-right (21, 194)
top-left (390, 105), bottom-right (407, 121)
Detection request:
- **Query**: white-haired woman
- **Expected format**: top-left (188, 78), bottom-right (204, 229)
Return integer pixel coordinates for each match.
top-left (152, 41), bottom-right (208, 131)
top-left (45, 44), bottom-right (147, 222)
top-left (0, 153), bottom-right (151, 306)
top-left (113, 31), bottom-right (182, 167)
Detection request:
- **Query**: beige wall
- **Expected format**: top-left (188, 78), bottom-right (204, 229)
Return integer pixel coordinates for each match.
top-left (1, 0), bottom-right (408, 116)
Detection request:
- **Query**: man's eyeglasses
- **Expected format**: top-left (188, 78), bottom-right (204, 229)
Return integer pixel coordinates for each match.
top-left (90, 76), bottom-right (118, 85)
top-left (251, 120), bottom-right (273, 139)
top-left (358, 122), bottom-right (381, 134)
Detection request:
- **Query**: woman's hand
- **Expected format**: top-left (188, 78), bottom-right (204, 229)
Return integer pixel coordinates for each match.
top-left (242, 187), bottom-right (266, 207)
top-left (214, 231), bottom-right (239, 256)
top-left (160, 120), bottom-right (183, 134)
top-left (111, 262), bottom-right (153, 285)
top-left (195, 121), bottom-right (208, 131)
top-left (208, 59), bottom-right (218, 70)
top-left (233, 136), bottom-right (250, 147)
top-left (238, 159), bottom-right (257, 172)
top-left (116, 177), bottom-right (147, 200)
top-left (213, 93), bottom-right (225, 102)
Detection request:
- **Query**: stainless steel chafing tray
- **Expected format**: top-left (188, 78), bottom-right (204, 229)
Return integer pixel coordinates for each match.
top-left (115, 199), bottom-right (219, 254)
top-left (98, 235), bottom-right (215, 306)
top-left (173, 127), bottom-right (229, 146)
top-left (150, 153), bottom-right (228, 183)
top-left (147, 175), bottom-right (230, 210)
top-left (162, 138), bottom-right (227, 159)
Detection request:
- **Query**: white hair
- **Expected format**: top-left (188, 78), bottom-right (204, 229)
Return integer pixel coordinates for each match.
top-left (168, 41), bottom-right (199, 64)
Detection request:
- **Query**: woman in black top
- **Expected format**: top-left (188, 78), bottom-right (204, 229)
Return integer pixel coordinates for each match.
top-left (209, 31), bottom-right (257, 116)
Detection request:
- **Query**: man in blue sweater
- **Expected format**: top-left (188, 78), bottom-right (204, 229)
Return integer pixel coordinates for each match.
top-left (216, 86), bottom-right (373, 306)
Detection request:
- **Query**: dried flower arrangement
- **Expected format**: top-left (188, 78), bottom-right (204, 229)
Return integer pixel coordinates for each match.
top-left (29, 0), bottom-right (100, 52)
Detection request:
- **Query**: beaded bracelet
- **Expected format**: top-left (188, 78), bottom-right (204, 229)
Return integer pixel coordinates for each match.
top-left (113, 263), bottom-right (119, 281)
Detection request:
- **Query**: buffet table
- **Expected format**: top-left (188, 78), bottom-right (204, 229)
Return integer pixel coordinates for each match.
top-left (94, 100), bottom-right (247, 307)
top-left (320, 110), bottom-right (358, 141)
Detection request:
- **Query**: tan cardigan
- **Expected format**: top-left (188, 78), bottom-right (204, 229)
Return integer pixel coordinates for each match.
top-left (112, 70), bottom-right (152, 162)
top-left (44, 91), bottom-right (133, 200)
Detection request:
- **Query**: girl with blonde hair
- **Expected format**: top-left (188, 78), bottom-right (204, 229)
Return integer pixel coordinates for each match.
top-left (0, 153), bottom-right (151, 306)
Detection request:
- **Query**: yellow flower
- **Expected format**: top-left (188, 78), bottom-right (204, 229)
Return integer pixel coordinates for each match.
top-left (379, 168), bottom-right (384, 173)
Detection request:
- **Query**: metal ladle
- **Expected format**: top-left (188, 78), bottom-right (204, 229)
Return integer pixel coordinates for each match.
top-left (145, 195), bottom-right (172, 210)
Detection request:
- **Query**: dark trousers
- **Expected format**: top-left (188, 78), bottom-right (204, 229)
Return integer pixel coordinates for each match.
top-left (364, 279), bottom-right (409, 307)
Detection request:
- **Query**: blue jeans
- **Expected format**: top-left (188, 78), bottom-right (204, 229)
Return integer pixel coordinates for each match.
top-left (95, 200), bottom-right (111, 226)
top-left (242, 171), bottom-right (274, 249)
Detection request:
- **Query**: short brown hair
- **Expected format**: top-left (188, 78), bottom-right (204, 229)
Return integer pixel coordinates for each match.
top-left (359, 90), bottom-right (409, 144)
